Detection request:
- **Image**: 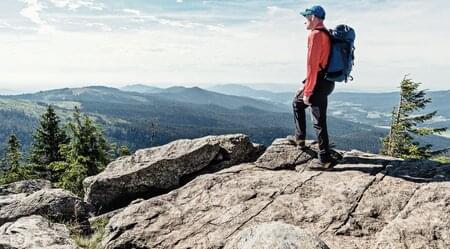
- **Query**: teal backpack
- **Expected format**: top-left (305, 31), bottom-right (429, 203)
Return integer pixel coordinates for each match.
top-left (318, 25), bottom-right (356, 83)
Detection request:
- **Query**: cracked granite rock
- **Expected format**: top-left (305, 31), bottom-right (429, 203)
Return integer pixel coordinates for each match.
top-left (98, 137), bottom-right (450, 249)
top-left (0, 188), bottom-right (92, 234)
top-left (0, 179), bottom-right (53, 208)
top-left (224, 221), bottom-right (330, 249)
top-left (0, 215), bottom-right (80, 249)
top-left (83, 134), bottom-right (264, 213)
top-left (0, 179), bottom-right (52, 196)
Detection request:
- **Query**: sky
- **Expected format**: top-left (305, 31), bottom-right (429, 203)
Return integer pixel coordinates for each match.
top-left (0, 0), bottom-right (449, 93)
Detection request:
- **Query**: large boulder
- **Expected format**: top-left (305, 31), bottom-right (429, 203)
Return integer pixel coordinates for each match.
top-left (0, 215), bottom-right (79, 249)
top-left (0, 188), bottom-right (91, 232)
top-left (84, 134), bottom-right (264, 213)
top-left (0, 179), bottom-right (53, 208)
top-left (224, 221), bottom-right (330, 249)
top-left (101, 138), bottom-right (450, 249)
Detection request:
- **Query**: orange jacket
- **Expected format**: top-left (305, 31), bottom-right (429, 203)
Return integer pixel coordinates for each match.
top-left (303, 25), bottom-right (331, 97)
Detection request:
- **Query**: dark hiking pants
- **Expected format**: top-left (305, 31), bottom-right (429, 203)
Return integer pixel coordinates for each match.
top-left (292, 72), bottom-right (335, 161)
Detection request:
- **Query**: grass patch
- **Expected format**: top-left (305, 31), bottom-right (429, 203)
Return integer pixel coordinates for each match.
top-left (71, 217), bottom-right (109, 249)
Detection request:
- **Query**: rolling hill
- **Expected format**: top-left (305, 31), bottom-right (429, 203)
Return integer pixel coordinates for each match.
top-left (0, 86), bottom-right (388, 156)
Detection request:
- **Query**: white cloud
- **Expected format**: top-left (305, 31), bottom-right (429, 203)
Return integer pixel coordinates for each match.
top-left (266, 6), bottom-right (295, 18)
top-left (20, 0), bottom-right (44, 25)
top-left (123, 8), bottom-right (141, 16)
top-left (89, 6), bottom-right (104, 11)
top-left (0, 21), bottom-right (12, 28)
top-left (121, 8), bottom-right (224, 31)
top-left (85, 22), bottom-right (112, 31)
top-left (48, 0), bottom-right (104, 11)
top-left (19, 0), bottom-right (54, 33)
top-left (3, 0), bottom-right (450, 91)
top-left (18, 0), bottom-right (104, 33)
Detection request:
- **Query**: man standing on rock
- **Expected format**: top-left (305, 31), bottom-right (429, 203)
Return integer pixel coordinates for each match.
top-left (288, 5), bottom-right (336, 168)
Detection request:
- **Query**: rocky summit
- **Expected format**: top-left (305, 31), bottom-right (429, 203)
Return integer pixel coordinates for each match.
top-left (101, 138), bottom-right (450, 249)
top-left (1, 135), bottom-right (449, 249)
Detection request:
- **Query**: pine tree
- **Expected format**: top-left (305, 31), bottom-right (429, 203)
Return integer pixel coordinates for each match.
top-left (67, 106), bottom-right (111, 175)
top-left (381, 76), bottom-right (447, 159)
top-left (6, 134), bottom-right (21, 171)
top-left (55, 106), bottom-right (112, 196)
top-left (29, 105), bottom-right (67, 179)
top-left (0, 134), bottom-right (34, 184)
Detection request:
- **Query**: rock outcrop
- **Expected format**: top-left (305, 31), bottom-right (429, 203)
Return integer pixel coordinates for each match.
top-left (84, 134), bottom-right (264, 213)
top-left (224, 221), bottom-right (330, 249)
top-left (0, 188), bottom-right (91, 231)
top-left (0, 179), bottom-right (52, 195)
top-left (0, 179), bottom-right (53, 208)
top-left (101, 138), bottom-right (450, 249)
top-left (0, 215), bottom-right (79, 249)
top-left (0, 135), bottom-right (448, 249)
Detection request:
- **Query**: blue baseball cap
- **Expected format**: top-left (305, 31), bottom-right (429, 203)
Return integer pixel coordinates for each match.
top-left (300, 5), bottom-right (326, 20)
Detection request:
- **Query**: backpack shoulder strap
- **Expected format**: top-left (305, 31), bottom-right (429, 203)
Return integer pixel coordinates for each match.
top-left (314, 28), bottom-right (332, 71)
top-left (315, 27), bottom-right (328, 33)
top-left (315, 28), bottom-right (331, 37)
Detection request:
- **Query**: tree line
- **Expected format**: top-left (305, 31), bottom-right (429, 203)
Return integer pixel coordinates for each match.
top-left (0, 105), bottom-right (130, 196)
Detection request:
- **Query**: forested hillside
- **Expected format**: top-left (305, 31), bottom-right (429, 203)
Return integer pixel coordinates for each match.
top-left (0, 86), bottom-right (388, 157)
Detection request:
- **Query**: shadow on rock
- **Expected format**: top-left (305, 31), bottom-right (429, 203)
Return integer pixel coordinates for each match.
top-left (256, 138), bottom-right (450, 184)
top-left (334, 156), bottom-right (450, 183)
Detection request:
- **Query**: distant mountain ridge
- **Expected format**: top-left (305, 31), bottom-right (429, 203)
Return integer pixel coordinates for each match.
top-left (207, 84), bottom-right (293, 105)
top-left (121, 84), bottom-right (163, 94)
top-left (207, 83), bottom-right (450, 131)
top-left (122, 84), bottom-right (290, 112)
top-left (0, 85), bottom-right (394, 156)
top-left (0, 84), bottom-right (448, 159)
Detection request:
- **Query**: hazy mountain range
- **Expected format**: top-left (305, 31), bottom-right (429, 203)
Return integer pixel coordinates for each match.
top-left (0, 84), bottom-right (448, 157)
top-left (206, 84), bottom-right (450, 133)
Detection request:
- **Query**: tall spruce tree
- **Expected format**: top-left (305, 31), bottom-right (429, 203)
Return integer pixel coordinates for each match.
top-left (30, 105), bottom-right (67, 179)
top-left (56, 106), bottom-right (111, 196)
top-left (67, 106), bottom-right (110, 175)
top-left (381, 76), bottom-right (447, 159)
top-left (5, 134), bottom-right (21, 172)
top-left (0, 134), bottom-right (34, 184)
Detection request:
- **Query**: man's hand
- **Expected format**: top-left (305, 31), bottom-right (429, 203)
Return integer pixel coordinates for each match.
top-left (303, 95), bottom-right (311, 105)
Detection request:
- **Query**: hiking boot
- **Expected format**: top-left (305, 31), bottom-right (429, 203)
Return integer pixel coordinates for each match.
top-left (286, 135), bottom-right (306, 148)
top-left (319, 157), bottom-right (339, 170)
top-left (307, 157), bottom-right (338, 171)
top-left (330, 150), bottom-right (344, 162)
